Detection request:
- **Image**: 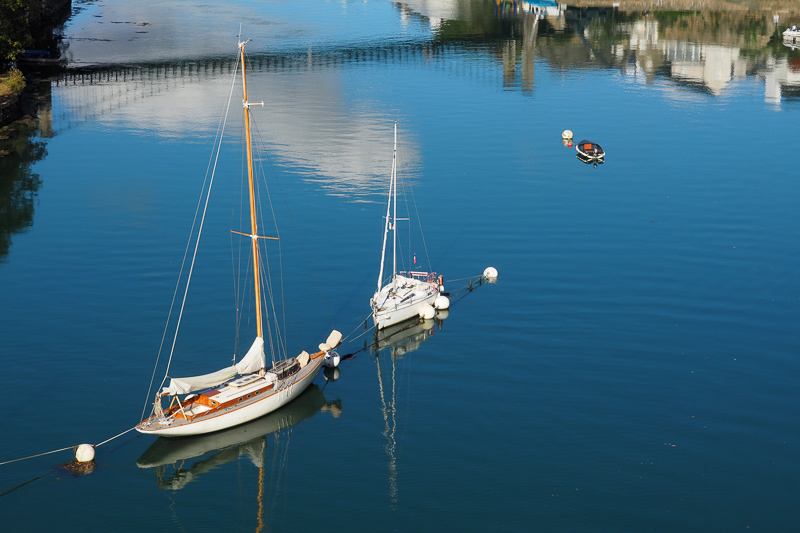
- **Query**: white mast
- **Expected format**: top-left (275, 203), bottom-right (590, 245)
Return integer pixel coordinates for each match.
top-left (391, 121), bottom-right (398, 292)
top-left (377, 121), bottom-right (398, 293)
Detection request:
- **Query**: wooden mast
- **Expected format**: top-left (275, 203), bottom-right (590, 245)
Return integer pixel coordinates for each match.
top-left (240, 41), bottom-right (263, 340)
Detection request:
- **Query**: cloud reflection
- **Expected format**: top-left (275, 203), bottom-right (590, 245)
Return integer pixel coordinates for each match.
top-left (54, 63), bottom-right (421, 198)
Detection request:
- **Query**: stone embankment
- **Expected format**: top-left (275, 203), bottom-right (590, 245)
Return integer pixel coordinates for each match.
top-left (0, 96), bottom-right (22, 127)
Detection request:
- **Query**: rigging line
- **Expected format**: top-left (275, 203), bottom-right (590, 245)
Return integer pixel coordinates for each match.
top-left (140, 45), bottom-right (242, 421)
top-left (395, 154), bottom-right (411, 274)
top-left (248, 117), bottom-right (324, 360)
top-left (249, 117), bottom-right (293, 360)
top-left (249, 114), bottom-right (336, 338)
top-left (242, 60), bottom-right (289, 360)
top-left (162, 50), bottom-right (240, 385)
top-left (402, 150), bottom-right (433, 271)
top-left (230, 115), bottom-right (248, 364)
top-left (234, 225), bottom-right (256, 360)
top-left (257, 246), bottom-right (280, 364)
top-left (252, 137), bottom-right (289, 362)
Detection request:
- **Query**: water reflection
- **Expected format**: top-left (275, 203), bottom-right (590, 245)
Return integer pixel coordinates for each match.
top-left (55, 4), bottom-right (800, 132)
top-left (46, 2), bottom-right (800, 206)
top-left (0, 120), bottom-right (47, 263)
top-left (576, 152), bottom-right (604, 167)
top-left (503, 6), bottom-right (800, 104)
top-left (136, 384), bottom-right (339, 490)
top-left (52, 59), bottom-right (423, 199)
top-left (371, 313), bottom-right (447, 506)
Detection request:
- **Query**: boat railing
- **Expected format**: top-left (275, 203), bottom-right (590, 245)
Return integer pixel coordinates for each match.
top-left (400, 271), bottom-right (438, 283)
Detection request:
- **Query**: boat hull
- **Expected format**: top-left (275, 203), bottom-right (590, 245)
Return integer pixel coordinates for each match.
top-left (372, 276), bottom-right (438, 330)
top-left (136, 384), bottom-right (326, 468)
top-left (136, 356), bottom-right (324, 437)
top-left (575, 139), bottom-right (605, 160)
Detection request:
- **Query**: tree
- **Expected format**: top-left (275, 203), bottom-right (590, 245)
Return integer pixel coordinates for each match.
top-left (0, 0), bottom-right (36, 67)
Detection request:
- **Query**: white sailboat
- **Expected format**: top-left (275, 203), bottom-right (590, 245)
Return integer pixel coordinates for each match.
top-left (136, 39), bottom-right (340, 438)
top-left (370, 122), bottom-right (446, 330)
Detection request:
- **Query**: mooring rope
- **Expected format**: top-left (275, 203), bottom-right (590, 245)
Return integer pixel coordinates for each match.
top-left (0, 446), bottom-right (76, 467)
top-left (340, 310), bottom-right (376, 344)
top-left (0, 426), bottom-right (137, 467)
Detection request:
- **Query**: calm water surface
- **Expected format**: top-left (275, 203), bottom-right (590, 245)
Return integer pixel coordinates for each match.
top-left (1, 1), bottom-right (799, 531)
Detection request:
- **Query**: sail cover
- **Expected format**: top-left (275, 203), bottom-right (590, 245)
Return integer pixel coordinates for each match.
top-left (162, 337), bottom-right (266, 395)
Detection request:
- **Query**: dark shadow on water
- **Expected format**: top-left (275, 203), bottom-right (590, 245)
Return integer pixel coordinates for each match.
top-left (0, 119), bottom-right (46, 263)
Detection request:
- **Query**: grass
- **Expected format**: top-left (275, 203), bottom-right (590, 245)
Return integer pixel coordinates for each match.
top-left (0, 69), bottom-right (26, 99)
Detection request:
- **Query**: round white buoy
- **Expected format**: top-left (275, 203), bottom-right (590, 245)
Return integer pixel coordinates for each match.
top-left (75, 444), bottom-right (95, 463)
top-left (483, 266), bottom-right (498, 280)
top-left (323, 349), bottom-right (341, 368)
top-left (418, 303), bottom-right (436, 319)
top-left (562, 129), bottom-right (573, 140)
top-left (434, 294), bottom-right (450, 310)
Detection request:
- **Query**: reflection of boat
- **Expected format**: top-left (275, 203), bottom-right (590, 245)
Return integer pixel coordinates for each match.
top-left (371, 312), bottom-right (446, 505)
top-left (370, 121), bottom-right (443, 330)
top-left (373, 316), bottom-right (439, 357)
top-left (576, 153), bottom-right (605, 166)
top-left (136, 384), bottom-right (332, 490)
top-left (575, 140), bottom-right (605, 160)
top-left (135, 39), bottom-right (341, 437)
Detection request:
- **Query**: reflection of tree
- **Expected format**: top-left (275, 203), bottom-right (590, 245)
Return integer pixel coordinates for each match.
top-left (0, 120), bottom-right (45, 262)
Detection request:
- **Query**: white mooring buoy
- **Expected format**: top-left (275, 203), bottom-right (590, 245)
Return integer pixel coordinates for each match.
top-left (483, 266), bottom-right (498, 280)
top-left (419, 303), bottom-right (436, 319)
top-left (562, 129), bottom-right (573, 140)
top-left (75, 444), bottom-right (95, 463)
top-left (434, 294), bottom-right (450, 310)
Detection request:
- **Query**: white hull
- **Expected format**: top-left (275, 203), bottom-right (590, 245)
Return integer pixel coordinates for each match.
top-left (136, 356), bottom-right (323, 437)
top-left (137, 384), bottom-right (326, 468)
top-left (372, 275), bottom-right (438, 330)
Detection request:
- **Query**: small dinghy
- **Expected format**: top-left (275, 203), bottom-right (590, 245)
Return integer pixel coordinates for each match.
top-left (575, 140), bottom-right (605, 160)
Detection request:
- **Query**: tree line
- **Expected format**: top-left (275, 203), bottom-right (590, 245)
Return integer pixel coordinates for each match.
top-left (0, 0), bottom-right (71, 70)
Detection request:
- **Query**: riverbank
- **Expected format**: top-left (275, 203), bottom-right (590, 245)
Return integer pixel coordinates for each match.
top-left (0, 71), bottom-right (54, 158)
top-left (0, 0), bottom-right (71, 129)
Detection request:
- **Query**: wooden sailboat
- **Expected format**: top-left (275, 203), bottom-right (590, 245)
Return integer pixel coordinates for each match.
top-left (136, 39), bottom-right (340, 438)
top-left (370, 122), bottom-right (445, 330)
top-left (136, 384), bottom-right (330, 490)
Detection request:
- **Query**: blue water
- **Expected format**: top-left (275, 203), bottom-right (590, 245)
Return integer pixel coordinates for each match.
top-left (2, 2), bottom-right (799, 531)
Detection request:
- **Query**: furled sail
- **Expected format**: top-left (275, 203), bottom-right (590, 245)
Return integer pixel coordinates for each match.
top-left (162, 337), bottom-right (266, 395)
